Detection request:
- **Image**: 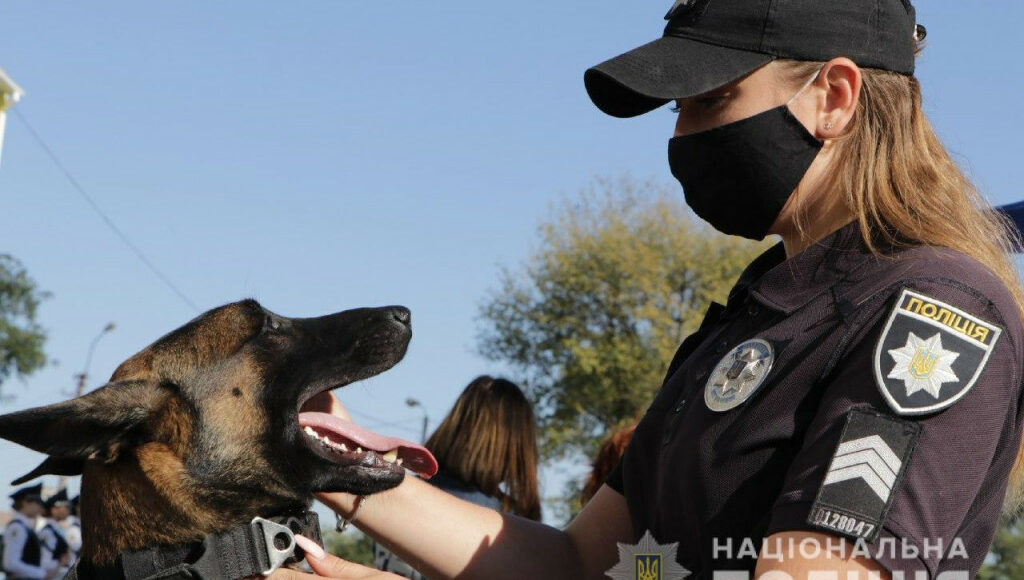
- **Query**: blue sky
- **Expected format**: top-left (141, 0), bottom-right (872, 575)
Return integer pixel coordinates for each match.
top-left (1, 0), bottom-right (1022, 522)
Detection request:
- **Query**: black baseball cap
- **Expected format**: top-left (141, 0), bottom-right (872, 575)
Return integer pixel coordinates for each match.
top-left (44, 488), bottom-right (69, 510)
top-left (10, 482), bottom-right (43, 503)
top-left (585, 0), bottom-right (922, 118)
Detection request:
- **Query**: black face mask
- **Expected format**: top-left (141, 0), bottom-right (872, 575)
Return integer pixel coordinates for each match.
top-left (668, 97), bottom-right (824, 241)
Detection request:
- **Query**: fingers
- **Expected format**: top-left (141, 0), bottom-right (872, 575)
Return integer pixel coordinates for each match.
top-left (268, 568), bottom-right (322, 580)
top-left (328, 392), bottom-right (352, 421)
top-left (267, 535), bottom-right (399, 580)
top-left (292, 533), bottom-right (327, 561)
top-left (301, 392), bottom-right (352, 422)
top-left (315, 490), bottom-right (356, 515)
top-left (305, 551), bottom-right (385, 578)
top-left (267, 558), bottom-right (365, 580)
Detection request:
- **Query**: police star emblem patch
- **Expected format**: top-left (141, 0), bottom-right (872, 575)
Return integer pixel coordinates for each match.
top-left (873, 289), bottom-right (1001, 415)
top-left (605, 530), bottom-right (691, 580)
top-left (705, 338), bottom-right (774, 412)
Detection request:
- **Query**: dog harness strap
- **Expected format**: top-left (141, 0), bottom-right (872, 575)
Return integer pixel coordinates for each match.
top-left (84, 511), bottom-right (323, 580)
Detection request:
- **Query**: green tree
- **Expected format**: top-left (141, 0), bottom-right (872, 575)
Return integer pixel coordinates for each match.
top-left (477, 177), bottom-right (769, 461)
top-left (979, 514), bottom-right (1024, 579)
top-left (322, 529), bottom-right (374, 565)
top-left (0, 254), bottom-right (48, 397)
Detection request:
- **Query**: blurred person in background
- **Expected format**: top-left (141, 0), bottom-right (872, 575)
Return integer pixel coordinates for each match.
top-left (373, 376), bottom-right (541, 579)
top-left (579, 422), bottom-right (636, 507)
top-left (37, 491), bottom-right (71, 574)
top-left (3, 484), bottom-right (57, 580)
top-left (61, 496), bottom-right (81, 564)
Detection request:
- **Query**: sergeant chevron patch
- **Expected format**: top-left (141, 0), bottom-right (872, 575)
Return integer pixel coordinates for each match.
top-left (807, 410), bottom-right (921, 542)
top-left (874, 288), bottom-right (1001, 415)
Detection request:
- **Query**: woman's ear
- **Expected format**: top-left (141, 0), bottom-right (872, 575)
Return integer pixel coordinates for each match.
top-left (817, 57), bottom-right (862, 138)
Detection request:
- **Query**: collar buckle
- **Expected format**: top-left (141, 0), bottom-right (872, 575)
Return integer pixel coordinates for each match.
top-left (250, 517), bottom-right (297, 576)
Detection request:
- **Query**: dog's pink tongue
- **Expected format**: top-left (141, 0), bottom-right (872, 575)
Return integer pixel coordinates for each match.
top-left (299, 412), bottom-right (438, 478)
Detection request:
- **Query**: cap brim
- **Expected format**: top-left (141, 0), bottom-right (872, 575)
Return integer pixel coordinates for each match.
top-left (584, 36), bottom-right (776, 118)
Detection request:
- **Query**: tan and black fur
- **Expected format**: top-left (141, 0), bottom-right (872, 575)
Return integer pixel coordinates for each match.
top-left (0, 299), bottom-right (412, 568)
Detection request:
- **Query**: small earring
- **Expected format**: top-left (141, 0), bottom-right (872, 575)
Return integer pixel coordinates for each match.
top-left (823, 121), bottom-right (834, 131)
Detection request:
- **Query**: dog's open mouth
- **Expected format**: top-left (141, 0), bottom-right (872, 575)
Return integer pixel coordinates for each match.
top-left (297, 394), bottom-right (438, 480)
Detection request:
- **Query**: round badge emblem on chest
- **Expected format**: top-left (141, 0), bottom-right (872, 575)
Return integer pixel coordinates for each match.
top-left (704, 338), bottom-right (775, 412)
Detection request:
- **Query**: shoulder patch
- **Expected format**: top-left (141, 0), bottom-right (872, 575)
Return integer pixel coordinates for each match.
top-left (808, 409), bottom-right (921, 542)
top-left (873, 288), bottom-right (1001, 416)
top-left (7, 521), bottom-right (25, 538)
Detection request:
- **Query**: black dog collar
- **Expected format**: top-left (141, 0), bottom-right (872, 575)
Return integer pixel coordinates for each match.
top-left (65, 511), bottom-right (323, 580)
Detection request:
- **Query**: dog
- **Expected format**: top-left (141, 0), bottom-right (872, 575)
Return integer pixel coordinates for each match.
top-left (0, 299), bottom-right (437, 578)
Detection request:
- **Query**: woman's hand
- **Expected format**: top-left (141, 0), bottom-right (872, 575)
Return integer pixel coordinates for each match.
top-left (270, 536), bottom-right (402, 580)
top-left (307, 392), bottom-right (364, 517)
top-left (326, 392), bottom-right (352, 421)
top-left (270, 554), bottom-right (399, 580)
top-left (302, 391), bottom-right (352, 421)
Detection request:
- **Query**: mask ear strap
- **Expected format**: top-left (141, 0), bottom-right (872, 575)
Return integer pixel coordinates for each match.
top-left (787, 65), bottom-right (827, 106)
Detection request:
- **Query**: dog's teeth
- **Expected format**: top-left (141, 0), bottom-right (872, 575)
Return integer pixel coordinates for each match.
top-left (339, 443), bottom-right (348, 451)
top-left (396, 458), bottom-right (403, 466)
top-left (382, 449), bottom-right (398, 463)
top-left (356, 447), bottom-right (363, 454)
top-left (303, 426), bottom-right (317, 436)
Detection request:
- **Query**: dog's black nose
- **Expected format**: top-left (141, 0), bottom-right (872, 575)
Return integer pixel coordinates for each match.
top-left (389, 306), bottom-right (411, 326)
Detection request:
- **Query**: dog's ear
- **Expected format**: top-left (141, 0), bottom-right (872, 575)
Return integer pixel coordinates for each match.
top-left (11, 457), bottom-right (85, 485)
top-left (0, 379), bottom-right (165, 464)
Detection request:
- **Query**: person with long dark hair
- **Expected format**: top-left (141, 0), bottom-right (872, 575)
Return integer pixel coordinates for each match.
top-left (373, 376), bottom-right (540, 578)
top-left (423, 376), bottom-right (541, 521)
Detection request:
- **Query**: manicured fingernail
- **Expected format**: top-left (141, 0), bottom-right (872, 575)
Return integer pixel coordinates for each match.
top-left (295, 534), bottom-right (326, 560)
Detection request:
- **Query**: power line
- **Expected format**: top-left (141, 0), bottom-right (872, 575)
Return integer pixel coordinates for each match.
top-left (11, 108), bottom-right (200, 313)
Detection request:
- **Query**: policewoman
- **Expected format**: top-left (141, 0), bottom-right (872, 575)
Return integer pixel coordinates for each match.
top-left (274, 1), bottom-right (1024, 579)
top-left (3, 484), bottom-right (58, 580)
top-left (38, 490), bottom-right (72, 573)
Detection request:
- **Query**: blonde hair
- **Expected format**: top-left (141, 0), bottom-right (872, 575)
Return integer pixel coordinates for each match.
top-left (777, 57), bottom-right (1024, 512)
top-left (425, 376), bottom-right (542, 520)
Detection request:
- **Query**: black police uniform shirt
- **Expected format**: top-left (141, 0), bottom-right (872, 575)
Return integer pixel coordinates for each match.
top-left (606, 221), bottom-right (1024, 579)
